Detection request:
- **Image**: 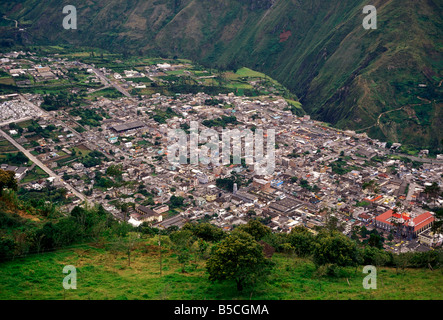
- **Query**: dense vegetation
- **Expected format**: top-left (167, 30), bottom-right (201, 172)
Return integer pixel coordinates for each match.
top-left (69, 108), bottom-right (109, 128)
top-left (151, 107), bottom-right (181, 124)
top-left (202, 115), bottom-right (239, 128)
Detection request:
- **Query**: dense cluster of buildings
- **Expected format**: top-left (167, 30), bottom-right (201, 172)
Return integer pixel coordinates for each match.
top-left (1, 50), bottom-right (442, 253)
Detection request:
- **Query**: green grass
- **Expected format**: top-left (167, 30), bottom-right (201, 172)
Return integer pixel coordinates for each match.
top-left (0, 77), bottom-right (15, 85)
top-left (0, 241), bottom-right (441, 300)
top-left (235, 67), bottom-right (266, 78)
top-left (20, 166), bottom-right (49, 183)
top-left (225, 82), bottom-right (252, 89)
top-left (16, 119), bottom-right (34, 129)
top-left (87, 87), bottom-right (123, 100)
top-left (165, 70), bottom-right (185, 76)
top-left (0, 139), bottom-right (18, 153)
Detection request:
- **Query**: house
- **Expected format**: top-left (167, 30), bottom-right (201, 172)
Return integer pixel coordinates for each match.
top-left (132, 205), bottom-right (163, 224)
top-left (153, 204), bottom-right (169, 214)
top-left (357, 147), bottom-right (377, 159)
top-left (15, 167), bottom-right (28, 180)
top-left (1, 164), bottom-right (28, 180)
top-left (205, 194), bottom-right (217, 202)
top-left (233, 191), bottom-right (258, 204)
top-left (153, 214), bottom-right (188, 230)
top-left (375, 209), bottom-right (435, 238)
top-left (357, 213), bottom-right (372, 223)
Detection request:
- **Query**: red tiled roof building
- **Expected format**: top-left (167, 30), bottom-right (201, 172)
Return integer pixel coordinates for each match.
top-left (375, 210), bottom-right (435, 238)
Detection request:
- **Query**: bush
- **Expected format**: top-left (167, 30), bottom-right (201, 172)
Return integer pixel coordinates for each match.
top-left (288, 227), bottom-right (315, 257)
top-left (182, 222), bottom-right (226, 242)
top-left (313, 232), bottom-right (359, 267)
top-left (235, 219), bottom-right (271, 241)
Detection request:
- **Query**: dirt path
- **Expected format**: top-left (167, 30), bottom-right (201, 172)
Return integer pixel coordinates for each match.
top-left (356, 98), bottom-right (432, 132)
top-left (356, 106), bottom-right (405, 132)
top-left (3, 15), bottom-right (18, 28)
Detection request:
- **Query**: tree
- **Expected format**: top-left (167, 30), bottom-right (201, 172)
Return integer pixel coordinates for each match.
top-left (324, 213), bottom-right (343, 232)
top-left (0, 237), bottom-right (15, 262)
top-left (182, 222), bottom-right (225, 242)
top-left (246, 209), bottom-right (256, 217)
top-left (261, 232), bottom-right (291, 253)
top-left (313, 232), bottom-right (359, 267)
top-left (424, 182), bottom-right (440, 206)
top-left (197, 238), bottom-right (209, 260)
top-left (112, 231), bottom-right (139, 266)
top-left (431, 207), bottom-right (443, 234)
top-left (359, 226), bottom-right (369, 238)
top-left (362, 180), bottom-right (379, 194)
top-left (288, 226), bottom-right (315, 257)
top-left (236, 219), bottom-right (271, 241)
top-left (170, 229), bottom-right (195, 273)
top-left (169, 195), bottom-right (184, 209)
top-left (361, 246), bottom-right (392, 267)
top-left (206, 231), bottom-right (274, 291)
top-left (106, 164), bottom-right (123, 178)
top-left (299, 179), bottom-right (310, 189)
top-left (0, 169), bottom-right (17, 195)
top-left (368, 232), bottom-right (384, 249)
top-left (393, 252), bottom-right (412, 274)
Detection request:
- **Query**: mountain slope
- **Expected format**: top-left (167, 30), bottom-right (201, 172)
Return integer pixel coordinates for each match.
top-left (1, 0), bottom-right (442, 151)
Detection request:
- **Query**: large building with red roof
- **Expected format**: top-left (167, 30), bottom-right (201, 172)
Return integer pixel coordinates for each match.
top-left (375, 209), bottom-right (435, 239)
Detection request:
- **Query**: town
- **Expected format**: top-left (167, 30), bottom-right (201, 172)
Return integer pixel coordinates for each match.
top-left (1, 48), bottom-right (442, 256)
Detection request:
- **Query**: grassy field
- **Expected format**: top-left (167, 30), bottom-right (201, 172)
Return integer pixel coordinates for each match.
top-left (86, 87), bottom-right (123, 100)
top-left (0, 77), bottom-right (15, 85)
top-left (235, 67), bottom-right (266, 79)
top-left (0, 139), bottom-right (18, 153)
top-left (20, 166), bottom-right (49, 183)
top-left (0, 239), bottom-right (441, 300)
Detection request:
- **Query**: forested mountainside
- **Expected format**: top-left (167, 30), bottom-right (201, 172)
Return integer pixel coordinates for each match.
top-left (1, 0), bottom-right (441, 151)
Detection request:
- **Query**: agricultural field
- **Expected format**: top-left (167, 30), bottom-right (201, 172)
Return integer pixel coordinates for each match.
top-left (0, 138), bottom-right (18, 153)
top-left (86, 87), bottom-right (123, 100)
top-left (20, 166), bottom-right (49, 183)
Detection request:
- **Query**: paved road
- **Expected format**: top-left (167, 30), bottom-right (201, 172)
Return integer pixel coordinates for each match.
top-left (0, 116), bottom-right (33, 127)
top-left (0, 128), bottom-right (86, 201)
top-left (406, 183), bottom-right (417, 202)
top-left (90, 67), bottom-right (132, 98)
top-left (18, 94), bottom-right (85, 141)
top-left (390, 152), bottom-right (443, 164)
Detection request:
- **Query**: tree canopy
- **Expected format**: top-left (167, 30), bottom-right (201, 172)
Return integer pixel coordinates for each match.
top-left (312, 231), bottom-right (360, 267)
top-left (0, 169), bottom-right (17, 195)
top-left (206, 231), bottom-right (274, 291)
top-left (235, 219), bottom-right (271, 241)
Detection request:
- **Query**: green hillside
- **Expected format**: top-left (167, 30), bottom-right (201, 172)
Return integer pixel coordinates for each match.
top-left (1, 240), bottom-right (442, 300)
top-left (0, 0), bottom-right (442, 150)
top-left (0, 186), bottom-right (442, 300)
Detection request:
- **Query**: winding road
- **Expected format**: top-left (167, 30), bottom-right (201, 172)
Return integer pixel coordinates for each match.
top-left (2, 15), bottom-right (18, 28)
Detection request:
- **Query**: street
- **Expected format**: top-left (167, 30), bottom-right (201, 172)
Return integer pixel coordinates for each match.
top-left (0, 128), bottom-right (86, 202)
